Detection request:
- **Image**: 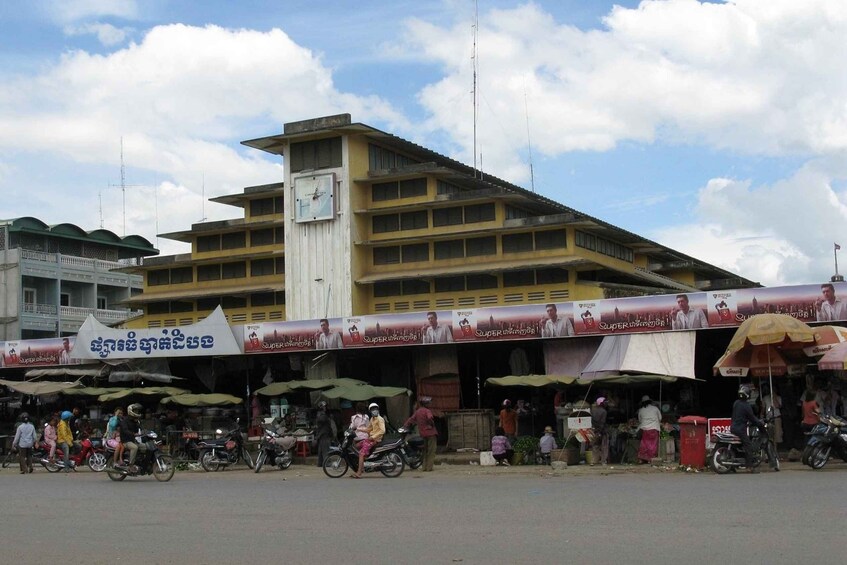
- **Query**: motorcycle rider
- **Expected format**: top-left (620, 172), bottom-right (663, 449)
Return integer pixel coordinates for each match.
top-left (732, 385), bottom-right (765, 474)
top-left (352, 402), bottom-right (385, 478)
top-left (403, 396), bottom-right (437, 472)
top-left (57, 410), bottom-right (74, 472)
top-left (119, 403), bottom-right (143, 472)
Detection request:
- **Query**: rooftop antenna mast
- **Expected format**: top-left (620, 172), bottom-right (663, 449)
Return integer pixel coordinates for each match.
top-left (199, 173), bottom-right (207, 222)
top-left (524, 85), bottom-right (536, 193)
top-left (472, 0), bottom-right (480, 181)
top-left (110, 137), bottom-right (155, 237)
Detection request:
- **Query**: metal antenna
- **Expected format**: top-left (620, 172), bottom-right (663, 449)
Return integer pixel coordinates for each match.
top-left (524, 85), bottom-right (536, 192)
top-left (109, 137), bottom-right (155, 237)
top-left (472, 0), bottom-right (479, 180)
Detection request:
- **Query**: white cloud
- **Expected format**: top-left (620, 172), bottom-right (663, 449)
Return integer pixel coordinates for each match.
top-left (41, 0), bottom-right (138, 24)
top-left (64, 22), bottom-right (133, 46)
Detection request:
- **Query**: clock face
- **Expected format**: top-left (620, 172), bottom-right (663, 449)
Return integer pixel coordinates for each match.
top-left (293, 173), bottom-right (335, 223)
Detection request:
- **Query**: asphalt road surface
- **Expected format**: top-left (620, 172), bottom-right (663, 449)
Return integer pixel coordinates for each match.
top-left (0, 462), bottom-right (842, 564)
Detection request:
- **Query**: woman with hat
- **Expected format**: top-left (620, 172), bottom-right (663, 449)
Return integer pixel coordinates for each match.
top-left (590, 397), bottom-right (609, 466)
top-left (637, 395), bottom-right (662, 464)
top-left (539, 426), bottom-right (557, 465)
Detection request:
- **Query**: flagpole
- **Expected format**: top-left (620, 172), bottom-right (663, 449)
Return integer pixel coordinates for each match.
top-left (835, 243), bottom-right (840, 277)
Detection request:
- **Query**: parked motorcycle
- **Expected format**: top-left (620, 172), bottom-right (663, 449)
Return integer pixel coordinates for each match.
top-left (197, 419), bottom-right (254, 471)
top-left (322, 429), bottom-right (406, 478)
top-left (805, 413), bottom-right (847, 470)
top-left (709, 418), bottom-right (780, 473)
top-left (801, 419), bottom-right (830, 466)
top-left (254, 427), bottom-right (295, 473)
top-left (396, 428), bottom-right (423, 470)
top-left (105, 430), bottom-right (175, 482)
top-left (34, 436), bottom-right (107, 472)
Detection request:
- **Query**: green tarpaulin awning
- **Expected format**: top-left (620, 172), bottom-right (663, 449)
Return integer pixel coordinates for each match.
top-left (97, 386), bottom-right (190, 402)
top-left (256, 378), bottom-right (367, 396)
top-left (485, 374), bottom-right (578, 387)
top-left (160, 393), bottom-right (243, 407)
top-left (0, 379), bottom-right (82, 396)
top-left (62, 387), bottom-right (127, 397)
top-left (320, 384), bottom-right (410, 402)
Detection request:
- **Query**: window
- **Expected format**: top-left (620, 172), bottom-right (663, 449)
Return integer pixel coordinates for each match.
top-left (251, 292), bottom-right (275, 307)
top-left (251, 258), bottom-right (275, 276)
top-left (464, 203), bottom-right (495, 223)
top-left (170, 267), bottom-right (193, 284)
top-left (399, 178), bottom-right (427, 198)
top-left (434, 276), bottom-right (465, 292)
top-left (221, 262), bottom-right (246, 280)
top-left (221, 232), bottom-right (246, 250)
top-left (275, 257), bottom-right (285, 274)
top-left (290, 137), bottom-right (343, 172)
top-left (23, 288), bottom-right (36, 304)
top-left (197, 297), bottom-right (221, 310)
top-left (432, 207), bottom-right (463, 227)
top-left (400, 211), bottom-right (428, 230)
top-left (401, 243), bottom-right (428, 263)
top-left (197, 265), bottom-right (221, 281)
top-left (436, 180), bottom-right (461, 196)
top-left (403, 280), bottom-right (430, 295)
top-left (502, 233), bottom-right (533, 253)
top-left (434, 239), bottom-right (464, 260)
top-left (536, 268), bottom-right (569, 285)
top-left (251, 229), bottom-right (273, 246)
top-left (466, 236), bottom-right (496, 257)
top-left (373, 246), bottom-right (400, 265)
top-left (575, 230), bottom-right (596, 251)
top-left (372, 182), bottom-right (399, 202)
top-left (170, 301), bottom-right (193, 313)
top-left (197, 235), bottom-right (221, 252)
top-left (221, 296), bottom-right (248, 309)
top-left (503, 270), bottom-right (535, 287)
top-left (372, 214), bottom-right (400, 234)
top-left (275, 227), bottom-right (284, 244)
top-left (97, 296), bottom-right (107, 310)
top-left (505, 205), bottom-right (531, 220)
top-left (148, 269), bottom-right (170, 286)
top-left (466, 274), bottom-right (498, 290)
top-left (249, 198), bottom-right (275, 217)
top-left (368, 144), bottom-right (419, 170)
top-left (148, 302), bottom-right (169, 315)
top-left (535, 229), bottom-right (567, 250)
top-left (374, 281), bottom-right (402, 297)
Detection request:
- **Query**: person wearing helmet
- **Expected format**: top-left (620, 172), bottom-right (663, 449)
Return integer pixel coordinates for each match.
top-left (314, 400), bottom-right (334, 467)
top-left (12, 412), bottom-right (37, 474)
top-left (352, 403), bottom-right (385, 478)
top-left (731, 385), bottom-right (765, 474)
top-left (57, 410), bottom-right (74, 472)
top-left (119, 404), bottom-right (143, 470)
top-left (498, 399), bottom-right (517, 442)
top-left (403, 396), bottom-right (438, 472)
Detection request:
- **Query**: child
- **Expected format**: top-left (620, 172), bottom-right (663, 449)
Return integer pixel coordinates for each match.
top-left (491, 426), bottom-right (513, 466)
top-left (43, 416), bottom-right (58, 463)
top-left (539, 425), bottom-right (557, 465)
top-left (106, 408), bottom-right (124, 465)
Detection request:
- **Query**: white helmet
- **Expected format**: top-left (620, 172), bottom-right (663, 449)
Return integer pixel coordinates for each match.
top-left (368, 402), bottom-right (379, 413)
top-left (127, 403), bottom-right (143, 418)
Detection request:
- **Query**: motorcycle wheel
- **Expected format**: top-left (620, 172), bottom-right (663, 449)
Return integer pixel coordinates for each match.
top-left (809, 445), bottom-right (831, 470)
top-left (801, 444), bottom-right (815, 466)
top-left (153, 455), bottom-right (175, 482)
top-left (408, 454), bottom-right (423, 470)
top-left (87, 452), bottom-right (108, 472)
top-left (278, 452), bottom-right (293, 470)
top-left (199, 450), bottom-right (220, 472)
top-left (241, 448), bottom-right (255, 469)
top-left (254, 451), bottom-right (266, 473)
top-left (709, 445), bottom-right (731, 474)
top-left (766, 443), bottom-right (780, 472)
top-left (106, 461), bottom-right (126, 482)
top-left (380, 452), bottom-right (405, 478)
top-left (44, 460), bottom-right (62, 473)
top-left (322, 453), bottom-right (348, 478)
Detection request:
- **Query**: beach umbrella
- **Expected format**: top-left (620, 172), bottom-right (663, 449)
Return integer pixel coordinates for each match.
top-left (713, 345), bottom-right (803, 378)
top-left (320, 384), bottom-right (410, 402)
top-left (804, 325), bottom-right (847, 357)
top-left (160, 393), bottom-right (243, 407)
top-left (817, 341), bottom-right (847, 371)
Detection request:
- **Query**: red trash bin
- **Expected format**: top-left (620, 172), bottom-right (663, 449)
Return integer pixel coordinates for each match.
top-left (678, 415), bottom-right (708, 468)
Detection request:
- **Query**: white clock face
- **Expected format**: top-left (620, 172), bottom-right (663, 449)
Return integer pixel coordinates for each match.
top-left (293, 173), bottom-right (335, 223)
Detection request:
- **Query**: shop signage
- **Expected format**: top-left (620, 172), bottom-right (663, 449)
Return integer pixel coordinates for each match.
top-left (706, 418), bottom-right (732, 448)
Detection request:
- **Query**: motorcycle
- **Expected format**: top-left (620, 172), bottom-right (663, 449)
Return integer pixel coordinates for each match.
top-left (254, 427), bottom-right (295, 473)
top-left (709, 417), bottom-right (780, 474)
top-left (197, 419), bottom-right (254, 471)
top-left (105, 430), bottom-right (175, 482)
top-left (805, 413), bottom-right (847, 470)
top-left (396, 428), bottom-right (423, 470)
top-left (322, 428), bottom-right (406, 478)
top-left (34, 436), bottom-right (108, 472)
top-left (801, 420), bottom-right (831, 466)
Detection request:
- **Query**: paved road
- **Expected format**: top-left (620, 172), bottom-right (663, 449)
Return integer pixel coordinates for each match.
top-left (0, 462), bottom-right (842, 564)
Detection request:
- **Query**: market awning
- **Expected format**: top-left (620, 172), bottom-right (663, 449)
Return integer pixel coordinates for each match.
top-left (97, 386), bottom-right (190, 402)
top-left (0, 379), bottom-right (82, 395)
top-left (485, 375), bottom-right (577, 387)
top-left (108, 371), bottom-right (186, 384)
top-left (579, 332), bottom-right (697, 381)
top-left (320, 384), bottom-right (411, 401)
top-left (255, 378), bottom-right (367, 396)
top-left (24, 367), bottom-right (106, 379)
top-left (62, 387), bottom-right (127, 397)
top-left (160, 393), bottom-right (243, 407)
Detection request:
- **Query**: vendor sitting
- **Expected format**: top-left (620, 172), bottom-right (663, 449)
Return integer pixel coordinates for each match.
top-left (352, 402), bottom-right (385, 479)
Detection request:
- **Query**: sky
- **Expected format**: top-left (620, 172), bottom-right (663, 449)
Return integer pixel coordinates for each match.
top-left (1, 0), bottom-right (846, 287)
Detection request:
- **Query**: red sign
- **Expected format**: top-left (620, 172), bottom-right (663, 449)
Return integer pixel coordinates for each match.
top-left (707, 417), bottom-right (732, 448)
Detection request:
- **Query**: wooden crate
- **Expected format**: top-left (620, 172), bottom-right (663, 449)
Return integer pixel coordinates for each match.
top-left (445, 410), bottom-right (495, 451)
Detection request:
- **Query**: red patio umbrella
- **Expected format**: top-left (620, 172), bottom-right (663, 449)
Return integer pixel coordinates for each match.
top-left (804, 325), bottom-right (847, 357)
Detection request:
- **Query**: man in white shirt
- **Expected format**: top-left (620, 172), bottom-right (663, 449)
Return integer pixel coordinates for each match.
top-left (58, 338), bottom-right (71, 365)
top-left (815, 283), bottom-right (847, 322)
top-left (670, 294), bottom-right (709, 329)
top-left (422, 311), bottom-right (453, 344)
top-left (315, 319), bottom-right (343, 350)
top-left (541, 303), bottom-right (574, 337)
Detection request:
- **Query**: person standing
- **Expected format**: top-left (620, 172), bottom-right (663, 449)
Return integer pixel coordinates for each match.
top-left (403, 396), bottom-right (438, 472)
top-left (732, 385), bottom-right (766, 473)
top-left (538, 426), bottom-right (557, 465)
top-left (590, 397), bottom-right (609, 466)
top-left (12, 412), bottom-right (37, 474)
top-left (498, 400), bottom-right (518, 443)
top-left (57, 411), bottom-right (74, 472)
top-left (314, 401), bottom-right (333, 467)
top-left (636, 395), bottom-right (662, 464)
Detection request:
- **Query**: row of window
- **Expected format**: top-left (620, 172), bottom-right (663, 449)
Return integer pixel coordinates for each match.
top-left (373, 268), bottom-right (569, 297)
top-left (575, 231), bottom-right (634, 262)
top-left (148, 258), bottom-right (285, 286)
top-left (372, 229), bottom-right (568, 265)
top-left (290, 138), bottom-right (343, 173)
top-left (196, 228), bottom-right (284, 253)
top-left (249, 197), bottom-right (284, 218)
top-left (146, 292), bottom-right (285, 315)
top-left (368, 143), bottom-right (420, 172)
top-left (372, 178), bottom-right (427, 201)
top-left (372, 203), bottom-right (496, 234)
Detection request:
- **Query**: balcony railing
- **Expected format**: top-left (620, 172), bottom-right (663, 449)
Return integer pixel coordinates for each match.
top-left (21, 302), bottom-right (141, 322)
top-left (21, 249), bottom-right (126, 272)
